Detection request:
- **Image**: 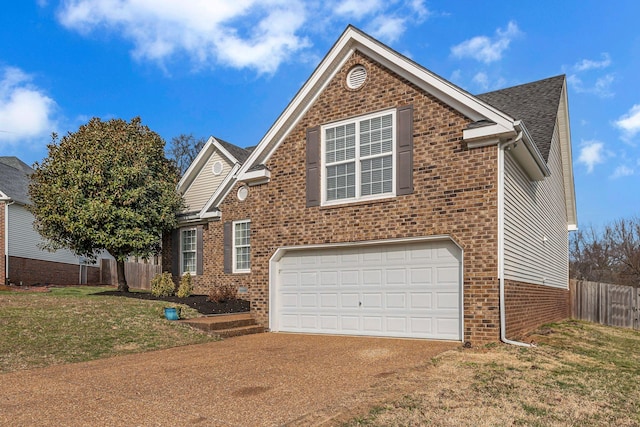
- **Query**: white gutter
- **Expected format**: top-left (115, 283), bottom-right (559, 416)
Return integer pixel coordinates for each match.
top-left (498, 134), bottom-right (535, 348)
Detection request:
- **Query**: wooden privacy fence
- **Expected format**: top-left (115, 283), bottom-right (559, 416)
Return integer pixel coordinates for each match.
top-left (100, 259), bottom-right (162, 290)
top-left (570, 279), bottom-right (640, 330)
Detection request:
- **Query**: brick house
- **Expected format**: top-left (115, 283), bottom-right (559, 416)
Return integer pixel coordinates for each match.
top-left (164, 26), bottom-right (577, 345)
top-left (0, 157), bottom-right (108, 286)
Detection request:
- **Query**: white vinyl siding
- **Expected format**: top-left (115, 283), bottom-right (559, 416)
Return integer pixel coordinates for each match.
top-left (503, 125), bottom-right (569, 288)
top-left (7, 204), bottom-right (87, 265)
top-left (182, 151), bottom-right (233, 213)
top-left (322, 110), bottom-right (395, 205)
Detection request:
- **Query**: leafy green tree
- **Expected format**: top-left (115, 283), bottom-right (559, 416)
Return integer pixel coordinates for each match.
top-left (29, 117), bottom-right (184, 291)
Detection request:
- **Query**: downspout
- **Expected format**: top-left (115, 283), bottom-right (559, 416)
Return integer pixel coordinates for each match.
top-left (4, 200), bottom-right (14, 283)
top-left (498, 133), bottom-right (534, 347)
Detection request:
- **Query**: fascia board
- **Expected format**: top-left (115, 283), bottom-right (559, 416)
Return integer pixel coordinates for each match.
top-left (211, 138), bottom-right (240, 166)
top-left (0, 190), bottom-right (10, 201)
top-left (177, 136), bottom-right (216, 192)
top-left (513, 121), bottom-right (551, 181)
top-left (198, 163), bottom-right (241, 216)
top-left (463, 123), bottom-right (515, 143)
top-left (239, 25), bottom-right (518, 177)
top-left (558, 81), bottom-right (578, 229)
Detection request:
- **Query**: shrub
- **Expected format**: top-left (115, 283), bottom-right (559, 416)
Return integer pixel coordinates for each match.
top-left (151, 272), bottom-right (175, 297)
top-left (207, 284), bottom-right (237, 303)
top-left (176, 273), bottom-right (193, 298)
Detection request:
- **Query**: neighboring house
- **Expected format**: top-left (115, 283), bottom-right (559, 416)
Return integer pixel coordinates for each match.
top-left (0, 157), bottom-right (105, 285)
top-left (164, 26), bottom-right (577, 345)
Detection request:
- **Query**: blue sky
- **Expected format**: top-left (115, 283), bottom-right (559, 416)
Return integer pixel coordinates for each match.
top-left (1, 1), bottom-right (639, 228)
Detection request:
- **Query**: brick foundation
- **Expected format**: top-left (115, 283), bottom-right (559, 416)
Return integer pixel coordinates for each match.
top-left (504, 279), bottom-right (570, 339)
top-left (8, 256), bottom-right (101, 286)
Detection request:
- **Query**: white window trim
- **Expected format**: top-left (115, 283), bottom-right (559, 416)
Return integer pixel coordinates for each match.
top-left (180, 227), bottom-right (197, 276)
top-left (320, 109), bottom-right (396, 207)
top-left (232, 220), bottom-right (251, 274)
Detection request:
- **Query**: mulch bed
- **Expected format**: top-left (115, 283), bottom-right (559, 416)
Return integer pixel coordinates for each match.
top-left (95, 291), bottom-right (250, 315)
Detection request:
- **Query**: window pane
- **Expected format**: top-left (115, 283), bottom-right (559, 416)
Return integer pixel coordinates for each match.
top-left (360, 155), bottom-right (393, 196)
top-left (182, 252), bottom-right (196, 273)
top-left (326, 162), bottom-right (355, 201)
top-left (360, 114), bottom-right (393, 158)
top-left (326, 123), bottom-right (356, 164)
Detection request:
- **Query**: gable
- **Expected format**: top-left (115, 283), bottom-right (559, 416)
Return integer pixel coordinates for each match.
top-left (0, 158), bottom-right (33, 205)
top-left (237, 26), bottom-right (520, 186)
top-left (182, 150), bottom-right (234, 213)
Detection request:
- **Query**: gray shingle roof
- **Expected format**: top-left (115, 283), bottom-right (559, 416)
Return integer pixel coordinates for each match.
top-left (0, 157), bottom-right (34, 205)
top-left (476, 75), bottom-right (565, 161)
top-left (216, 137), bottom-right (252, 164)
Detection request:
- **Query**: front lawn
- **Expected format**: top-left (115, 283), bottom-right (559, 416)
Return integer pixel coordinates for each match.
top-left (0, 286), bottom-right (216, 373)
top-left (344, 320), bottom-right (640, 426)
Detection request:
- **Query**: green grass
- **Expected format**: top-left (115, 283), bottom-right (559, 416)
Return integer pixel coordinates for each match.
top-left (343, 320), bottom-right (640, 427)
top-left (0, 286), bottom-right (216, 373)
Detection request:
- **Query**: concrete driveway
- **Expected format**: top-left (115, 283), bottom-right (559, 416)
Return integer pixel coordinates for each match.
top-left (0, 333), bottom-right (458, 426)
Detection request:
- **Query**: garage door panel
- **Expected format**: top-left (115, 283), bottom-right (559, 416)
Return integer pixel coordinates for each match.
top-left (275, 240), bottom-right (461, 340)
top-left (386, 293), bottom-right (406, 308)
top-left (386, 268), bottom-right (406, 285)
top-left (410, 268), bottom-right (432, 285)
top-left (362, 293), bottom-right (383, 308)
top-left (320, 293), bottom-right (338, 308)
top-left (362, 270), bottom-right (382, 286)
top-left (410, 293), bottom-right (433, 309)
top-left (341, 293), bottom-right (359, 307)
top-left (436, 292), bottom-right (458, 309)
top-left (362, 316), bottom-right (383, 332)
top-left (341, 316), bottom-right (360, 330)
top-left (386, 317), bottom-right (407, 332)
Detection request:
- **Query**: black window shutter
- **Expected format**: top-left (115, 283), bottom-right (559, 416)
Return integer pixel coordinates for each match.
top-left (223, 221), bottom-right (232, 274)
top-left (306, 126), bottom-right (321, 207)
top-left (196, 225), bottom-right (204, 276)
top-left (171, 229), bottom-right (180, 276)
top-left (396, 105), bottom-right (414, 195)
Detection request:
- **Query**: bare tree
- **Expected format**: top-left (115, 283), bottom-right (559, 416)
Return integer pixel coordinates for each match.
top-left (168, 134), bottom-right (206, 175)
top-left (570, 216), bottom-right (640, 287)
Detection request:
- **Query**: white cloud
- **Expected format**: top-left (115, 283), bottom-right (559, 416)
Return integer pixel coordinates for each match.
top-left (610, 165), bottom-right (634, 179)
top-left (451, 21), bottom-right (521, 63)
top-left (0, 67), bottom-right (56, 146)
top-left (615, 104), bottom-right (640, 140)
top-left (56, 1), bottom-right (433, 74)
top-left (578, 141), bottom-right (605, 173)
top-left (573, 53), bottom-right (611, 72)
top-left (334, 0), bottom-right (383, 19)
top-left (567, 73), bottom-right (615, 98)
top-left (472, 72), bottom-right (489, 90)
top-left (368, 15), bottom-right (406, 44)
top-left (57, 0), bottom-right (310, 74)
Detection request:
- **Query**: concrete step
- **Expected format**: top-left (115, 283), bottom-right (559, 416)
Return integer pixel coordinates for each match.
top-left (179, 313), bottom-right (264, 338)
top-left (215, 325), bottom-right (265, 338)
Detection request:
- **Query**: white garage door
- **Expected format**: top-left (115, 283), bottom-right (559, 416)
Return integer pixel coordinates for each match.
top-left (273, 240), bottom-right (462, 340)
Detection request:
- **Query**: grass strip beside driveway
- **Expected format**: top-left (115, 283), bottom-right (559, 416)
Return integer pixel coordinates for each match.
top-left (0, 286), bottom-right (215, 373)
top-left (342, 320), bottom-right (640, 427)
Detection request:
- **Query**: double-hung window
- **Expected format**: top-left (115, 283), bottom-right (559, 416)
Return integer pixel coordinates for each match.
top-left (181, 228), bottom-right (197, 275)
top-left (323, 109), bottom-right (395, 204)
top-left (233, 220), bottom-right (251, 273)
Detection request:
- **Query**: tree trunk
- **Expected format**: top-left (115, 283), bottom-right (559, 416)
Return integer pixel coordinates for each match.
top-left (116, 259), bottom-right (129, 292)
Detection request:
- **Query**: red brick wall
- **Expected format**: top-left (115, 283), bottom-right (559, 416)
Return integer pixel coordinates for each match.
top-left (504, 279), bottom-right (570, 339)
top-left (8, 256), bottom-right (101, 286)
top-left (0, 202), bottom-right (5, 285)
top-left (162, 51), bottom-right (503, 344)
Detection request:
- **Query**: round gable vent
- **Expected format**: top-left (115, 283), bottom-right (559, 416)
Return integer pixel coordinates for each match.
top-left (346, 65), bottom-right (367, 89)
top-left (212, 161), bottom-right (224, 176)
